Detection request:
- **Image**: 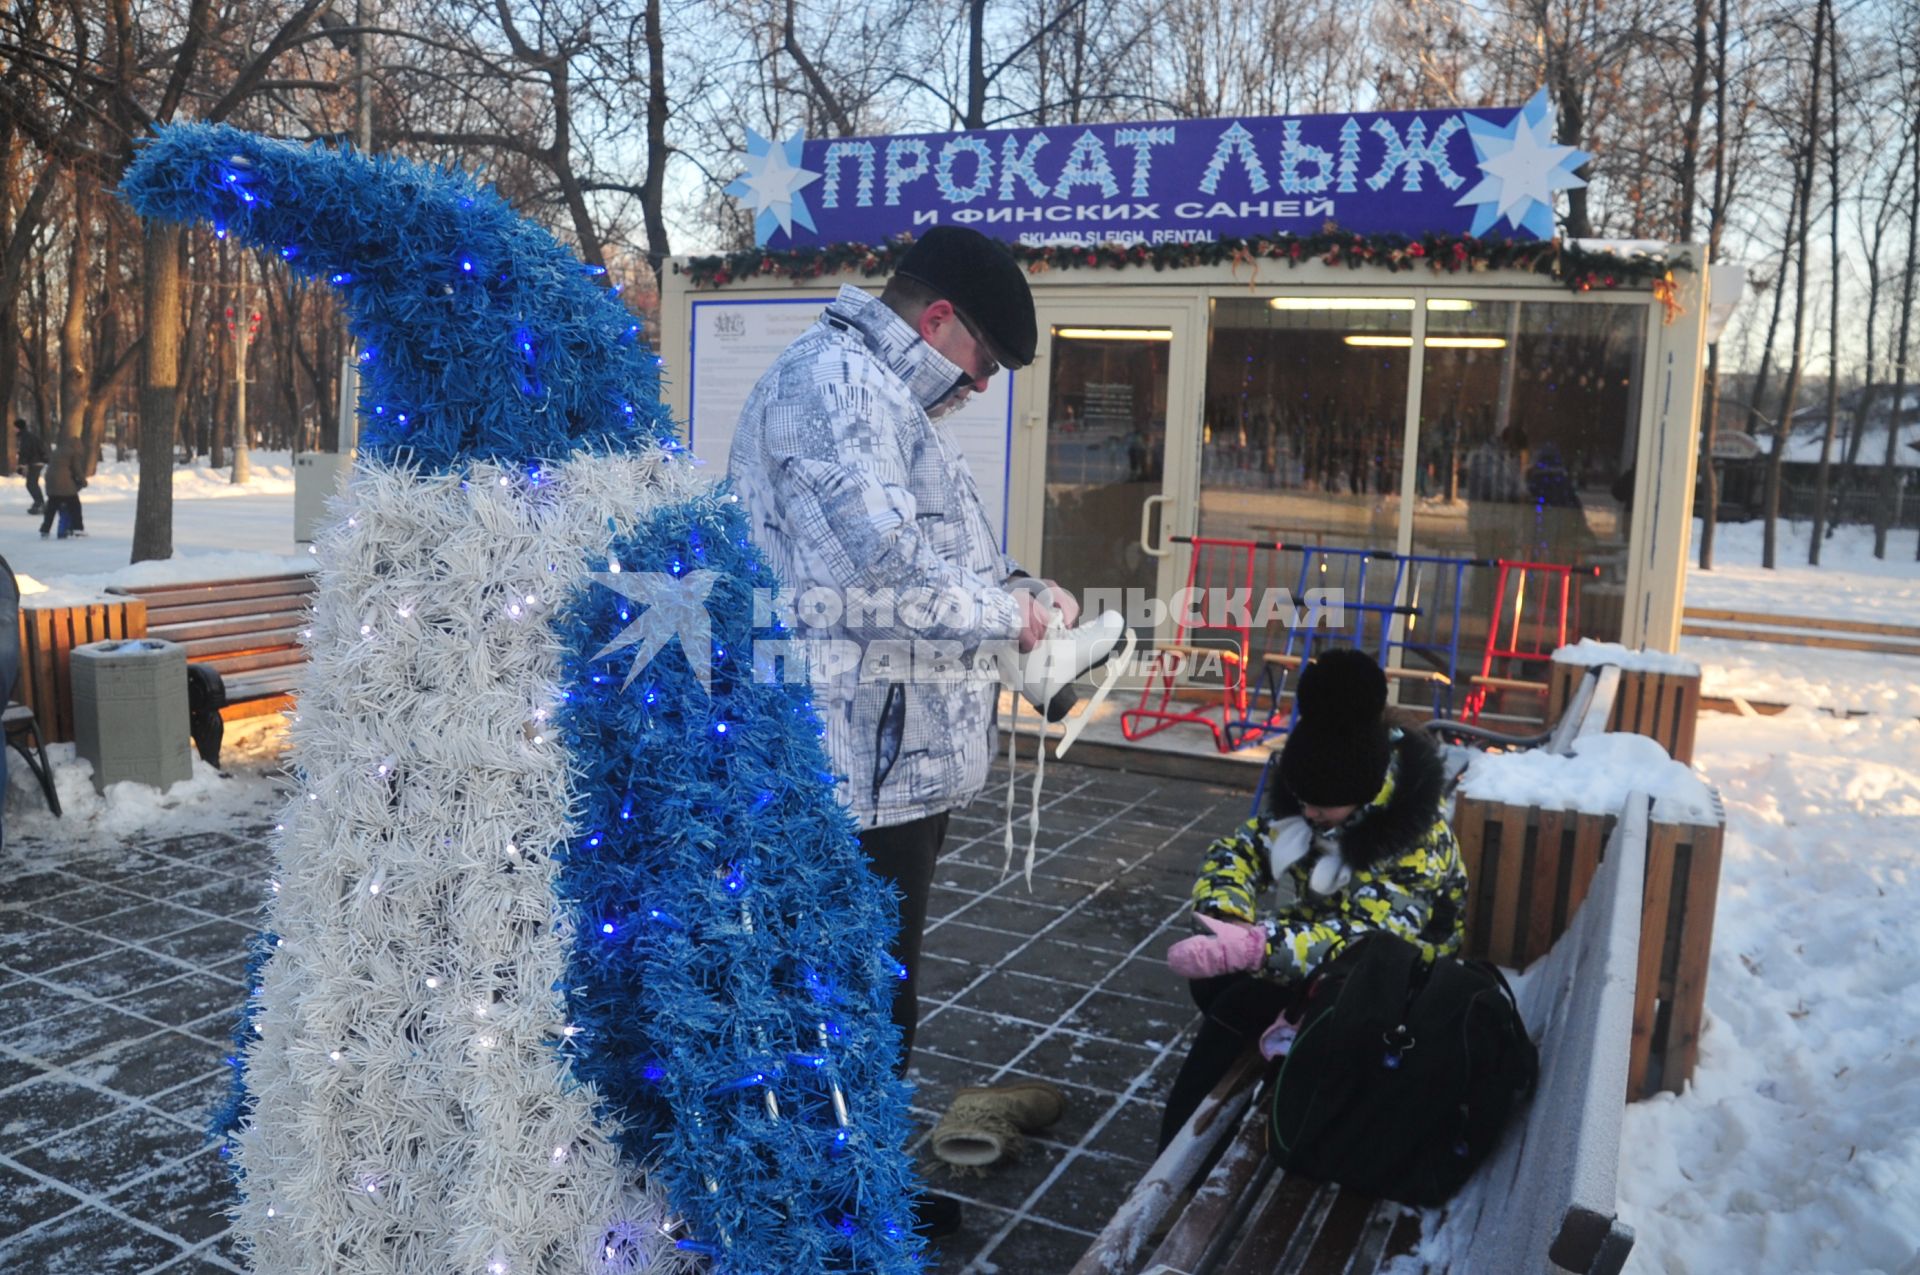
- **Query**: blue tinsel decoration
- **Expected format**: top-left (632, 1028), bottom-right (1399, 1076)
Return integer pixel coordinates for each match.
top-left (120, 123), bottom-right (673, 470)
top-left (556, 494), bottom-right (925, 1272)
top-left (208, 929), bottom-right (276, 1145)
top-left (121, 127), bottom-right (927, 1273)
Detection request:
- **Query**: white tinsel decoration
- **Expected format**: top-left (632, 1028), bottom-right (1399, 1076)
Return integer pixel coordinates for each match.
top-left (234, 449), bottom-right (706, 1275)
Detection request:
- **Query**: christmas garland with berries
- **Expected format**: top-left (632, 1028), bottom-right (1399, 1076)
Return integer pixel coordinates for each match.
top-left (679, 230), bottom-right (1690, 298)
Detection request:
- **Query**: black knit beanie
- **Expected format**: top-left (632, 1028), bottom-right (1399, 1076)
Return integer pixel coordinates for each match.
top-left (1278, 648), bottom-right (1392, 808)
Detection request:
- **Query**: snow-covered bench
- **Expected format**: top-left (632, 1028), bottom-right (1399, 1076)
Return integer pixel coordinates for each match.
top-left (1446, 658), bottom-right (1723, 1100)
top-left (1072, 793), bottom-right (1651, 1275)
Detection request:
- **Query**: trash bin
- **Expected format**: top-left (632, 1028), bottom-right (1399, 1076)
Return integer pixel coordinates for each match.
top-left (71, 638), bottom-right (193, 792)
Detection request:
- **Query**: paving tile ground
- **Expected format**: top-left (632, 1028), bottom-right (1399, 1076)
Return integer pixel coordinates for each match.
top-left (0, 760), bottom-right (1249, 1273)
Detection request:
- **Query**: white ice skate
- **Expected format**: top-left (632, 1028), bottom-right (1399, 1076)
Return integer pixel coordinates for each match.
top-left (1000, 609), bottom-right (1131, 726)
top-left (1000, 609), bottom-right (1137, 887)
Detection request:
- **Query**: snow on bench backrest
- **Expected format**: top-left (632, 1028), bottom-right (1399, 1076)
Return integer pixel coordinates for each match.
top-left (1438, 793), bottom-right (1646, 1275)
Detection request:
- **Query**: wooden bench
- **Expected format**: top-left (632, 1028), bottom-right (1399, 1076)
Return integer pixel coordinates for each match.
top-left (1075, 794), bottom-right (1651, 1275)
top-left (105, 572), bottom-right (315, 725)
top-left (1546, 657), bottom-right (1702, 765)
top-left (1442, 661), bottom-right (1725, 1099)
top-left (1681, 606), bottom-right (1920, 658)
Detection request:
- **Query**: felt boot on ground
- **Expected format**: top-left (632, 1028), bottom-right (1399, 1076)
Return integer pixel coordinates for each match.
top-left (930, 1080), bottom-right (1067, 1168)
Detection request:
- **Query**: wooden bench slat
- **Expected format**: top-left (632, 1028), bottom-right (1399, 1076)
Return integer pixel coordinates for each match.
top-left (1285, 1183), bottom-right (1378, 1275)
top-left (1486, 818), bottom-right (1526, 967)
top-left (1628, 814), bottom-right (1675, 1101)
top-left (176, 629), bottom-right (306, 659)
top-left (1460, 796), bottom-right (1646, 1275)
top-left (1070, 1051), bottom-right (1266, 1275)
top-left (148, 613), bottom-right (308, 645)
top-left (1221, 1176), bottom-right (1334, 1274)
top-left (220, 668), bottom-right (305, 700)
top-left (141, 593), bottom-right (314, 627)
top-left (108, 572), bottom-right (316, 600)
top-left (1142, 1116), bottom-right (1274, 1273)
top-left (1528, 807), bottom-right (1566, 963)
top-left (1681, 605), bottom-right (1920, 640)
top-left (1680, 622), bottom-right (1920, 656)
top-left (1341, 1200), bottom-right (1415, 1274)
top-left (201, 649), bottom-right (309, 678)
top-left (1566, 812), bottom-right (1607, 924)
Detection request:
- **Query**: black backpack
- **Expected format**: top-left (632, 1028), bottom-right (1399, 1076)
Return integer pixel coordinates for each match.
top-left (1266, 932), bottom-right (1537, 1206)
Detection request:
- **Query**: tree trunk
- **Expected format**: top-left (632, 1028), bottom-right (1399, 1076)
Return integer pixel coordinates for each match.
top-left (1762, 10), bottom-right (1826, 569)
top-left (0, 119), bottom-right (15, 474)
top-left (233, 260), bottom-right (252, 484)
top-left (641, 0), bottom-right (673, 285)
top-left (133, 221), bottom-right (181, 563)
top-left (210, 290), bottom-right (230, 470)
top-left (965, 0), bottom-right (988, 129)
top-left (1554, 73), bottom-right (1593, 239)
top-left (82, 340), bottom-right (142, 471)
top-left (1677, 0), bottom-right (1711, 241)
top-left (1877, 123), bottom-right (1919, 559)
top-left (58, 171), bottom-right (93, 454)
top-left (176, 268), bottom-right (208, 459)
top-left (1808, 0), bottom-right (1841, 563)
top-left (1763, 206), bottom-right (1818, 566)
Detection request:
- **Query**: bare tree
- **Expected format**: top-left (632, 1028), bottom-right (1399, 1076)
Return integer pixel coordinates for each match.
top-left (1760, 0), bottom-right (1825, 570)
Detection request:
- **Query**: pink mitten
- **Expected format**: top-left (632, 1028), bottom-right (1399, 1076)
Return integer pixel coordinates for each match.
top-left (1167, 913), bottom-right (1268, 980)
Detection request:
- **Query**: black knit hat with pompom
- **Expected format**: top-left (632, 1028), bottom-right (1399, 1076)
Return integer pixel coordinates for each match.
top-left (1278, 647), bottom-right (1392, 808)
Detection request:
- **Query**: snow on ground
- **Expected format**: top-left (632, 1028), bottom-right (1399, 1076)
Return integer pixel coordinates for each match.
top-left (1682, 519), bottom-right (1920, 715)
top-left (1685, 519), bottom-right (1920, 624)
top-left (1618, 708), bottom-right (1920, 1275)
top-left (6, 466), bottom-right (1920, 1271)
top-left (0, 451), bottom-right (309, 601)
top-left (4, 715), bottom-right (289, 853)
top-left (1625, 520), bottom-right (1920, 1274)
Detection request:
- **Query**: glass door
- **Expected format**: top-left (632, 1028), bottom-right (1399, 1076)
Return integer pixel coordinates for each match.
top-left (1010, 301), bottom-right (1202, 638)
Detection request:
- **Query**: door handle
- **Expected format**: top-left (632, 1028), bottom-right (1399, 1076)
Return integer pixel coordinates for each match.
top-left (1140, 493), bottom-right (1175, 558)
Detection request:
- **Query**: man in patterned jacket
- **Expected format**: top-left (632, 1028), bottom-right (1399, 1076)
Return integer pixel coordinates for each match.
top-left (1156, 648), bottom-right (1467, 1149)
top-left (729, 227), bottom-right (1071, 1080)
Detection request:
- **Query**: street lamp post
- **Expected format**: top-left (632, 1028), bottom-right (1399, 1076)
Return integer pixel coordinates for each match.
top-left (296, 1), bottom-right (374, 541)
top-left (332, 0), bottom-right (372, 458)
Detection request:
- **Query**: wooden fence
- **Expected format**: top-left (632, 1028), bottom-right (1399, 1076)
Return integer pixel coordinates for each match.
top-left (14, 599), bottom-right (149, 744)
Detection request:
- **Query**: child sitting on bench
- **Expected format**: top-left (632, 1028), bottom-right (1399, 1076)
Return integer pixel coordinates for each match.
top-left (1158, 647), bottom-right (1468, 1149)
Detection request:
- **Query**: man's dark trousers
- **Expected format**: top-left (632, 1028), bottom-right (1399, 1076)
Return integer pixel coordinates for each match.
top-left (858, 811), bottom-right (949, 1077)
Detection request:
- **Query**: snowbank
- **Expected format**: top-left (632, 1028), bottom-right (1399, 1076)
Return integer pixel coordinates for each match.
top-left (4, 716), bottom-right (289, 852)
top-left (1458, 731), bottom-right (1718, 824)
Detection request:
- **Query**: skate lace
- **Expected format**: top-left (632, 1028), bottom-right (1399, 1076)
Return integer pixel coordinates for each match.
top-left (1001, 616), bottom-right (1134, 888)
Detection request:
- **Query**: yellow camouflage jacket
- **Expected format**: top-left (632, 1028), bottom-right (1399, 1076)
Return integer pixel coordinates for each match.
top-left (1190, 727), bottom-right (1466, 982)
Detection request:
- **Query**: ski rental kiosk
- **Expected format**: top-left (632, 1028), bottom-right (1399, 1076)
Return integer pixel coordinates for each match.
top-left (658, 94), bottom-right (1725, 711)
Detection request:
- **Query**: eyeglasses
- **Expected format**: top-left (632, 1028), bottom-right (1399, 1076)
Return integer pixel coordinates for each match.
top-left (952, 309), bottom-right (1001, 383)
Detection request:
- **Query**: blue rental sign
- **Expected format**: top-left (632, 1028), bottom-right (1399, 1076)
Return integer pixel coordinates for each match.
top-left (725, 89), bottom-right (1588, 251)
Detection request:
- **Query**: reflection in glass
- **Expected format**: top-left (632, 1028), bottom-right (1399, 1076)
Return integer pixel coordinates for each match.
top-left (1417, 299), bottom-right (1645, 677)
top-left (1197, 296), bottom-right (1412, 549)
top-left (1043, 328), bottom-right (1171, 612)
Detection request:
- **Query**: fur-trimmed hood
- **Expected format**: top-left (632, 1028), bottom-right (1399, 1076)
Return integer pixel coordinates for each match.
top-left (1264, 726), bottom-right (1448, 873)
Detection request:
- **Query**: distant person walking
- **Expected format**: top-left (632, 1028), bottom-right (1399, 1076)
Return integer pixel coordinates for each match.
top-left (14, 420), bottom-right (47, 515)
top-left (39, 442), bottom-right (88, 539)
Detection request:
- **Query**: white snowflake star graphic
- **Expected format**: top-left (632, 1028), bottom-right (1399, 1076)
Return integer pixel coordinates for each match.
top-left (1455, 89), bottom-right (1590, 239)
top-left (724, 130), bottom-right (821, 246)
